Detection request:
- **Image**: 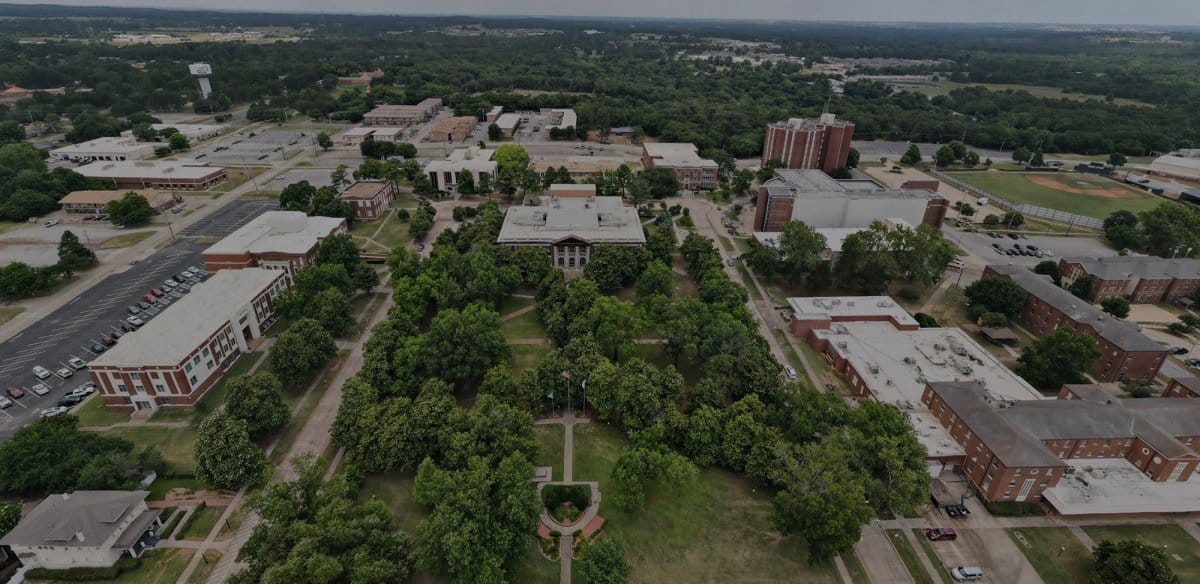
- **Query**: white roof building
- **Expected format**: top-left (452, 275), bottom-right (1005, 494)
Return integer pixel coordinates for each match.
top-left (134, 123), bottom-right (227, 142)
top-left (51, 137), bottom-right (155, 163)
top-left (204, 211), bottom-right (347, 258)
top-left (641, 142), bottom-right (718, 169)
top-left (73, 160), bottom-right (222, 181)
top-left (1150, 155), bottom-right (1200, 181)
top-left (495, 112), bottom-right (522, 133)
top-left (498, 196), bottom-right (645, 247)
top-left (425, 147), bottom-right (497, 191)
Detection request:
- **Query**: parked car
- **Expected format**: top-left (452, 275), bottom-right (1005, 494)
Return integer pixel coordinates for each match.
top-left (784, 366), bottom-right (798, 380)
top-left (151, 288), bottom-right (165, 297)
top-left (100, 334), bottom-right (116, 346)
top-left (0, 397), bottom-right (11, 409)
top-left (176, 284), bottom-right (191, 293)
top-left (925, 528), bottom-right (957, 542)
top-left (5, 386), bottom-right (24, 399)
top-left (951, 566), bottom-right (984, 582)
top-left (1185, 358), bottom-right (1200, 367)
top-left (44, 220), bottom-right (59, 228)
top-left (120, 322), bottom-right (137, 332)
top-left (31, 383), bottom-right (50, 396)
top-left (137, 301), bottom-right (151, 310)
top-left (991, 242), bottom-right (1001, 249)
top-left (90, 342), bottom-right (106, 353)
top-left (68, 357), bottom-right (87, 370)
top-left (164, 278), bottom-right (179, 287)
top-left (125, 316), bottom-right (144, 327)
top-left (32, 366), bottom-right (52, 380)
top-left (67, 384), bottom-right (95, 399)
top-left (143, 293), bottom-right (157, 304)
top-left (39, 406), bottom-right (69, 418)
top-left (417, 243), bottom-right (425, 251)
top-left (1169, 347), bottom-right (1189, 355)
top-left (57, 395), bottom-right (84, 408)
top-left (1007, 233), bottom-right (1019, 239)
top-left (186, 266), bottom-right (202, 275)
top-left (55, 367), bottom-right (73, 378)
top-left (128, 305), bottom-right (142, 315)
top-left (109, 330), bottom-right (123, 339)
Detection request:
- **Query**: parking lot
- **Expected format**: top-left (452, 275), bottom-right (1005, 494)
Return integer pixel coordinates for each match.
top-left (951, 230), bottom-right (1119, 268)
top-left (180, 129), bottom-right (317, 166)
top-left (269, 168), bottom-right (335, 189)
top-left (0, 199), bottom-right (278, 438)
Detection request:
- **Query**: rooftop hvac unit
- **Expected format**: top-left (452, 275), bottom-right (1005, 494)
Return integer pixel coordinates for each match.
top-left (877, 299), bottom-right (894, 307)
top-left (836, 341), bottom-right (848, 349)
top-left (915, 375), bottom-right (927, 383)
top-left (933, 343), bottom-right (945, 351)
top-left (868, 363), bottom-right (880, 374)
top-left (903, 357), bottom-right (916, 365)
top-left (832, 299), bottom-right (842, 305)
top-left (833, 324), bottom-right (849, 334)
top-left (885, 378), bottom-right (893, 385)
top-left (847, 300), bottom-right (855, 306)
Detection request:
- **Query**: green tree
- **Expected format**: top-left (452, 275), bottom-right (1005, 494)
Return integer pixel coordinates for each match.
top-left (1091, 539), bottom-right (1178, 584)
top-left (1108, 152), bottom-right (1128, 168)
top-left (330, 165), bottom-right (348, 189)
top-left (899, 144), bottom-right (922, 165)
top-left (756, 159), bottom-right (785, 183)
top-left (965, 278), bottom-right (1029, 318)
top-left (1004, 211), bottom-right (1025, 228)
top-left (487, 123), bottom-right (502, 141)
top-left (1012, 146), bottom-right (1032, 164)
top-left (269, 318), bottom-right (337, 387)
top-left (1101, 296), bottom-right (1131, 319)
top-left (167, 132), bottom-right (189, 151)
top-left (1139, 203), bottom-right (1200, 258)
top-left (584, 244), bottom-right (644, 292)
top-left (979, 312), bottom-right (1008, 326)
top-left (636, 260), bottom-right (673, 299)
top-left (316, 233), bottom-right (379, 292)
top-left (131, 123), bottom-right (157, 142)
top-left (421, 304), bottom-right (510, 387)
top-left (279, 180), bottom-right (317, 211)
top-left (610, 447), bottom-right (697, 511)
top-left (1016, 327), bottom-right (1101, 389)
top-left (587, 296), bottom-right (643, 361)
top-left (225, 372), bottom-right (290, 439)
top-left (57, 230), bottom-right (97, 270)
top-left (934, 145), bottom-right (957, 167)
top-left (455, 169), bottom-right (476, 196)
top-left (106, 192), bottom-right (154, 226)
top-left (313, 287), bottom-right (355, 336)
top-left (194, 412), bottom-right (265, 490)
top-left (983, 214), bottom-right (1001, 226)
top-left (639, 167), bottom-right (681, 198)
top-left (581, 537), bottom-right (632, 584)
top-left (1070, 275), bottom-right (1095, 300)
top-left (963, 150), bottom-right (981, 167)
top-left (777, 220), bottom-right (828, 278)
top-left (1029, 149), bottom-right (1045, 167)
top-left (1033, 260), bottom-right (1061, 286)
top-left (771, 440), bottom-right (874, 563)
top-left (846, 147), bottom-right (860, 169)
top-left (316, 131), bottom-right (333, 151)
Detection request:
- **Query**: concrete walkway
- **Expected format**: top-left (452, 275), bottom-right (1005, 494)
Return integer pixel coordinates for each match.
top-left (534, 406), bottom-right (594, 584)
top-left (501, 303), bottom-right (537, 322)
top-left (901, 528), bottom-right (945, 584)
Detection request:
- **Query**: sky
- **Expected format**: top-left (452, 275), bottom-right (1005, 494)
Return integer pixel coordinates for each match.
top-left (7, 0), bottom-right (1200, 26)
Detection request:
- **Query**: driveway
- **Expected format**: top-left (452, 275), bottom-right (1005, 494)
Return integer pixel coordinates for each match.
top-left (923, 525), bottom-right (1042, 584)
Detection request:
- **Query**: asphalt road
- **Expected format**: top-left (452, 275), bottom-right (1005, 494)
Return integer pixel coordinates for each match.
top-left (0, 199), bottom-right (278, 438)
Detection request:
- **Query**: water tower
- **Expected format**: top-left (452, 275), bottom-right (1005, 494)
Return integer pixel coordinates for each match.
top-left (189, 63), bottom-right (213, 99)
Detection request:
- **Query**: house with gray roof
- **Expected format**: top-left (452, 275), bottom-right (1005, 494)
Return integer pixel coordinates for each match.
top-left (0, 491), bottom-right (160, 569)
top-left (497, 195), bottom-right (645, 270)
top-left (1058, 256), bottom-right (1200, 304)
top-left (984, 263), bottom-right (1166, 384)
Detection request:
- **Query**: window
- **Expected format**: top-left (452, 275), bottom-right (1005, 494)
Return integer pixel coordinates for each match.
top-left (116, 383), bottom-right (128, 394)
top-left (185, 363), bottom-right (193, 373)
top-left (203, 347), bottom-right (210, 357)
top-left (206, 360), bottom-right (214, 369)
top-left (1031, 468), bottom-right (1039, 475)
top-left (189, 375), bottom-right (197, 385)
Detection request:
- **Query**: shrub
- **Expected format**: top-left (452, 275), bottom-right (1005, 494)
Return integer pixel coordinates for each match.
top-left (979, 312), bottom-right (1008, 327)
top-left (542, 484), bottom-right (591, 510)
top-left (1181, 313), bottom-right (1200, 329)
top-left (913, 313), bottom-right (939, 327)
top-left (27, 558), bottom-right (139, 581)
top-left (1167, 322), bottom-right (1193, 336)
top-left (896, 286), bottom-right (922, 302)
top-left (983, 501), bottom-right (1044, 517)
top-left (1126, 385), bottom-right (1154, 398)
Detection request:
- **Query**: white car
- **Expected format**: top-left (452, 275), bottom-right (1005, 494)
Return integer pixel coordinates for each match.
top-left (31, 383), bottom-right (51, 396)
top-left (164, 278), bottom-right (179, 287)
top-left (32, 366), bottom-right (52, 380)
top-left (0, 397), bottom-right (11, 409)
top-left (68, 357), bottom-right (87, 370)
top-left (186, 266), bottom-right (202, 275)
top-left (39, 406), bottom-right (69, 418)
top-left (951, 566), bottom-right (983, 582)
top-left (44, 220), bottom-right (59, 228)
top-left (126, 316), bottom-right (145, 327)
top-left (67, 385), bottom-right (95, 399)
top-left (56, 367), bottom-right (73, 379)
top-left (784, 365), bottom-right (798, 381)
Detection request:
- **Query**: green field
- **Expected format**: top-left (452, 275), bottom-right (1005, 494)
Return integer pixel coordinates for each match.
top-left (1006, 527), bottom-right (1091, 584)
top-left (885, 529), bottom-right (934, 584)
top-left (950, 171), bottom-right (1161, 220)
top-left (1082, 524), bottom-right (1200, 582)
top-left (178, 505), bottom-right (226, 540)
top-left (534, 425), bottom-right (564, 481)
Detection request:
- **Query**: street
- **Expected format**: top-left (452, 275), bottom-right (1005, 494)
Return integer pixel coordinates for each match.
top-left (0, 200), bottom-right (278, 438)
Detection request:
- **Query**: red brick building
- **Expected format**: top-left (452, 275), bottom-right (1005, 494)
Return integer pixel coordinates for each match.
top-left (1058, 256), bottom-right (1200, 304)
top-left (1165, 377), bottom-right (1200, 398)
top-left (640, 143), bottom-right (719, 191)
top-left (983, 264), bottom-right (1166, 384)
top-left (337, 180), bottom-right (394, 220)
top-left (202, 211), bottom-right (347, 277)
top-left (761, 114), bottom-right (855, 172)
top-left (74, 161), bottom-right (227, 191)
top-left (923, 381), bottom-right (1200, 504)
top-left (87, 269), bottom-right (290, 412)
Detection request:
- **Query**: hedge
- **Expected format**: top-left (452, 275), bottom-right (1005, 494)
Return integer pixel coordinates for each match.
top-left (542, 484), bottom-right (591, 510)
top-left (26, 558), bottom-right (139, 580)
top-left (984, 500), bottom-right (1045, 517)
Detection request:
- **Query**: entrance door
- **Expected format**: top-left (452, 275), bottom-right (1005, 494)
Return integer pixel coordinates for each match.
top-left (1017, 478), bottom-right (1036, 501)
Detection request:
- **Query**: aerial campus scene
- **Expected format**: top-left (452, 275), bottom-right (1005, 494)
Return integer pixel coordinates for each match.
top-left (0, 1), bottom-right (1200, 583)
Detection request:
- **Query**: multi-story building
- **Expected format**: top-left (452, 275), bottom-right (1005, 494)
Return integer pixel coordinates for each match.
top-left (0, 491), bottom-right (161, 569)
top-left (485, 105), bottom-right (504, 123)
top-left (789, 296), bottom-right (1045, 462)
top-left (1165, 377), bottom-right (1200, 398)
top-left (983, 264), bottom-right (1167, 384)
top-left (362, 99), bottom-right (443, 126)
top-left (57, 190), bottom-right (176, 215)
top-left (761, 113), bottom-right (855, 172)
top-left (753, 169), bottom-right (948, 232)
top-left (1058, 256), bottom-right (1200, 304)
top-left (87, 269), bottom-right (290, 412)
top-left (74, 161), bottom-right (227, 191)
top-left (428, 116), bottom-right (477, 143)
top-left (425, 147), bottom-right (497, 192)
top-left (202, 211), bottom-right (347, 276)
top-left (497, 195), bottom-right (645, 269)
top-left (494, 113), bottom-right (521, 136)
top-left (337, 180), bottom-right (394, 221)
top-left (923, 381), bottom-right (1200, 508)
top-left (640, 143), bottom-right (719, 191)
top-left (51, 137), bottom-right (155, 163)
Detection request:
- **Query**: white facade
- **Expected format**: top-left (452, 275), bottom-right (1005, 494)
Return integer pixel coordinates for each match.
top-left (1, 491), bottom-right (160, 570)
top-left (426, 147), bottom-right (498, 191)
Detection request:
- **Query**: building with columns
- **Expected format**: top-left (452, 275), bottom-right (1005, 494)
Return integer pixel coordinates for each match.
top-left (87, 269), bottom-right (290, 413)
top-left (497, 195), bottom-right (645, 270)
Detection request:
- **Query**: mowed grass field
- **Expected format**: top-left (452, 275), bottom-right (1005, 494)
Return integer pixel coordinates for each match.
top-left (950, 171), bottom-right (1162, 219)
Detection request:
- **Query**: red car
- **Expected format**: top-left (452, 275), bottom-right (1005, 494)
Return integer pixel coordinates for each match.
top-left (6, 386), bottom-right (25, 399)
top-left (925, 528), bottom-right (957, 542)
top-left (151, 288), bottom-right (165, 297)
top-left (100, 334), bottom-right (116, 346)
top-left (143, 293), bottom-right (158, 303)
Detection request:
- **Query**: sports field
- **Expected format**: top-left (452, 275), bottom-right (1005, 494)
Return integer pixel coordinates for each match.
top-left (950, 171), bottom-right (1162, 220)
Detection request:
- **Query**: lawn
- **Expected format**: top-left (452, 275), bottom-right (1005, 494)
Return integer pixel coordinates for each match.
top-left (1082, 524), bottom-right (1200, 581)
top-left (98, 230), bottom-right (155, 249)
top-left (72, 395), bottom-right (131, 427)
top-left (512, 541), bottom-right (559, 584)
top-left (147, 476), bottom-right (202, 501)
top-left (906, 80), bottom-right (1153, 108)
top-left (498, 294), bottom-right (535, 317)
top-left (911, 529), bottom-right (956, 582)
top-left (573, 423), bottom-right (841, 582)
top-left (152, 351), bottom-right (263, 422)
top-left (534, 424), bottom-right (565, 481)
top-left (950, 171), bottom-right (1162, 220)
top-left (358, 471), bottom-right (430, 533)
top-left (884, 529), bottom-right (934, 584)
top-left (70, 548), bottom-right (195, 584)
top-left (841, 551), bottom-right (871, 584)
top-left (185, 550), bottom-right (222, 584)
top-left (0, 306), bottom-right (25, 326)
top-left (349, 209), bottom-right (413, 251)
top-left (511, 343), bottom-right (552, 377)
top-left (0, 221), bottom-right (28, 235)
top-left (671, 269), bottom-right (697, 297)
top-left (178, 505), bottom-right (226, 540)
top-left (734, 263), bottom-right (764, 301)
top-left (501, 309), bottom-right (546, 340)
top-left (211, 166), bottom-right (268, 193)
top-left (96, 425), bottom-right (198, 474)
top-left (1006, 527), bottom-right (1091, 584)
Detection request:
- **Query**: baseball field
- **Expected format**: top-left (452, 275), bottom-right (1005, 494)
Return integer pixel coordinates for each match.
top-left (949, 171), bottom-right (1162, 220)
